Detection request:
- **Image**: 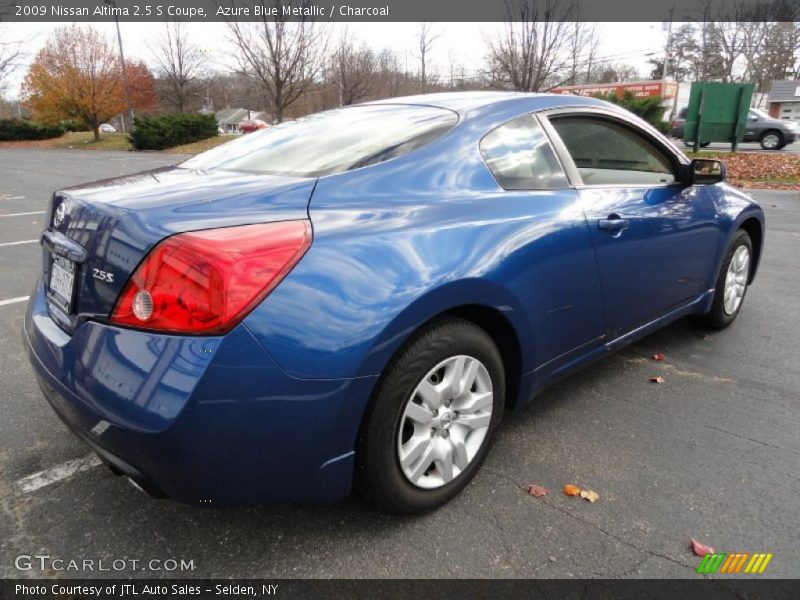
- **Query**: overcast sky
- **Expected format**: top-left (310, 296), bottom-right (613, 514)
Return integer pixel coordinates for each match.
top-left (1, 21), bottom-right (671, 98)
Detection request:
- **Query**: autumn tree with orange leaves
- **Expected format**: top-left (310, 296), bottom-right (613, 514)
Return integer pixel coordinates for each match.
top-left (23, 25), bottom-right (126, 141)
top-left (126, 60), bottom-right (157, 114)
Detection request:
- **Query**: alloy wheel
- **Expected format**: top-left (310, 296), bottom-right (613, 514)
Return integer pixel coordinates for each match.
top-left (396, 355), bottom-right (493, 489)
top-left (761, 133), bottom-right (780, 149)
top-left (723, 245), bottom-right (750, 315)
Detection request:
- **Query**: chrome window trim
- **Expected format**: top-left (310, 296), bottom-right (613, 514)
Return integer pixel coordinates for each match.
top-left (536, 106), bottom-right (690, 190)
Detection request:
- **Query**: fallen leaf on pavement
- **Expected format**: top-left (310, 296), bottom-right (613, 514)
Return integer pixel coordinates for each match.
top-left (649, 376), bottom-right (665, 384)
top-left (691, 538), bottom-right (715, 557)
top-left (563, 484), bottom-right (581, 496)
top-left (580, 489), bottom-right (600, 502)
top-left (526, 484), bottom-right (549, 497)
top-left (652, 352), bottom-right (665, 361)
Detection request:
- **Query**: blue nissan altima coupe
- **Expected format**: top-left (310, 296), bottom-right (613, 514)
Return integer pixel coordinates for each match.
top-left (25, 92), bottom-right (764, 512)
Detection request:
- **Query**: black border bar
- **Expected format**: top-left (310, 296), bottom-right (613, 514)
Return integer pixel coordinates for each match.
top-left (4, 579), bottom-right (800, 599)
top-left (1, 0), bottom-right (798, 22)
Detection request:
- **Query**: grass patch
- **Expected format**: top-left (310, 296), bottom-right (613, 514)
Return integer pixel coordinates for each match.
top-left (166, 135), bottom-right (237, 154)
top-left (0, 131), bottom-right (132, 150)
top-left (54, 132), bottom-right (132, 151)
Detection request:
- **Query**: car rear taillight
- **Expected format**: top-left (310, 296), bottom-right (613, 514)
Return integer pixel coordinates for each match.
top-left (109, 220), bottom-right (312, 334)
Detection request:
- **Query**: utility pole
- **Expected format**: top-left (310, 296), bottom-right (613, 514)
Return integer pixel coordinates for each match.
top-left (105, 0), bottom-right (134, 132)
top-left (662, 8), bottom-right (674, 83)
top-left (663, 6), bottom-right (676, 121)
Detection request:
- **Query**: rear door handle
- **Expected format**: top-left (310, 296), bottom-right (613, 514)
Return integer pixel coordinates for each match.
top-left (597, 215), bottom-right (629, 232)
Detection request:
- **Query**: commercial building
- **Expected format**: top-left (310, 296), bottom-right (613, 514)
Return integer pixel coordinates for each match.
top-left (549, 81), bottom-right (678, 100)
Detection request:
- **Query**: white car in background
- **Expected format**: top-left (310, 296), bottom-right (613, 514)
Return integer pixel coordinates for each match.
top-left (99, 124), bottom-right (116, 133)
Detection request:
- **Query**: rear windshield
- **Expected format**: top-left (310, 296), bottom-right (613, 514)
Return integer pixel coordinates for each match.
top-left (181, 104), bottom-right (458, 178)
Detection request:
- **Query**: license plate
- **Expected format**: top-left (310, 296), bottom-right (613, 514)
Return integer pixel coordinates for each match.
top-left (48, 256), bottom-right (76, 313)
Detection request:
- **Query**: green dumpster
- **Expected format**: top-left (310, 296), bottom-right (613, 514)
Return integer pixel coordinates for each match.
top-left (684, 82), bottom-right (754, 152)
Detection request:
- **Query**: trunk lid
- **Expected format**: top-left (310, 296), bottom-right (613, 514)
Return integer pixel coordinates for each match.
top-left (42, 166), bottom-right (316, 333)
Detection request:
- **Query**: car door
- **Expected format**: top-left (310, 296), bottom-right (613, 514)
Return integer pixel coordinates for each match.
top-left (542, 111), bottom-right (720, 338)
top-left (478, 112), bottom-right (605, 369)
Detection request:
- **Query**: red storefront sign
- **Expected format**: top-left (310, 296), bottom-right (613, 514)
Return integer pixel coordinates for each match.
top-left (550, 81), bottom-right (678, 99)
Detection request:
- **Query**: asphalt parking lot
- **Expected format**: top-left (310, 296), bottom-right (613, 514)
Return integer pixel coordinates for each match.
top-left (0, 148), bottom-right (798, 579)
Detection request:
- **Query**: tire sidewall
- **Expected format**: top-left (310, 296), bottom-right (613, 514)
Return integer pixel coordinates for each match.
top-left (709, 230), bottom-right (753, 327)
top-left (358, 318), bottom-right (505, 512)
top-left (760, 130), bottom-right (784, 150)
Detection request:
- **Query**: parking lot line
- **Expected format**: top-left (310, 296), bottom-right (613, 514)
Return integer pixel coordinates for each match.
top-left (0, 296), bottom-right (28, 306)
top-left (16, 454), bottom-right (102, 493)
top-left (0, 211), bottom-right (45, 218)
top-left (0, 239), bottom-right (38, 247)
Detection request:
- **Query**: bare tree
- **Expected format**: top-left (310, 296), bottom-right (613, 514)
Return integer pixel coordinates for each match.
top-left (487, 0), bottom-right (589, 92)
top-left (0, 27), bottom-right (24, 97)
top-left (565, 20), bottom-right (597, 85)
top-left (376, 49), bottom-right (405, 97)
top-left (415, 23), bottom-right (441, 91)
top-left (652, 0), bottom-right (799, 99)
top-left (330, 30), bottom-right (379, 106)
top-left (588, 62), bottom-right (640, 84)
top-left (225, 0), bottom-right (327, 122)
top-left (151, 22), bottom-right (204, 113)
top-left (747, 21), bottom-right (800, 94)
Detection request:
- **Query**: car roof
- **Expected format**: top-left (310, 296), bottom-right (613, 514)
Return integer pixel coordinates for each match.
top-left (363, 91), bottom-right (612, 115)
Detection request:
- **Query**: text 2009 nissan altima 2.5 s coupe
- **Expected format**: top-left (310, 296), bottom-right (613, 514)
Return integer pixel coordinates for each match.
top-left (25, 92), bottom-right (764, 512)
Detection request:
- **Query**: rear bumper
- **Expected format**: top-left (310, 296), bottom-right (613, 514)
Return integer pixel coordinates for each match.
top-left (24, 278), bottom-right (376, 506)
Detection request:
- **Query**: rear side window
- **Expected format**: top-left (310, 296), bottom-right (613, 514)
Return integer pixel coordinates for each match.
top-left (550, 116), bottom-right (676, 186)
top-left (480, 114), bottom-right (567, 190)
top-left (181, 104), bottom-right (458, 178)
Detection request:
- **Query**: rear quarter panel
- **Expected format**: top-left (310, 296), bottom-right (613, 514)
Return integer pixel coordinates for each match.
top-left (242, 107), bottom-right (606, 400)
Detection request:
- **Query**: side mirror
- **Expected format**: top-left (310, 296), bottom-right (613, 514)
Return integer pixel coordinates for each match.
top-left (689, 158), bottom-right (726, 185)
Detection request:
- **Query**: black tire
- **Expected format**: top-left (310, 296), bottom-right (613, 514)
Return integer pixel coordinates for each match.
top-left (759, 129), bottom-right (784, 150)
top-left (355, 317), bottom-right (505, 513)
top-left (697, 230), bottom-right (753, 329)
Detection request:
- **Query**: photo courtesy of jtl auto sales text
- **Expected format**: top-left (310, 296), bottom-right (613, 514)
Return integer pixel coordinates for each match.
top-left (0, 0), bottom-right (798, 598)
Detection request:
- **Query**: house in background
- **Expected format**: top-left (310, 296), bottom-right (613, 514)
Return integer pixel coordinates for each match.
top-left (767, 80), bottom-right (800, 124)
top-left (214, 108), bottom-right (272, 134)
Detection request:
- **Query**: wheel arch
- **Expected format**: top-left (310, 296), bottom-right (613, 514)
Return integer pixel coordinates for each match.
top-left (356, 278), bottom-right (533, 416)
top-left (739, 216), bottom-right (763, 284)
top-left (443, 304), bottom-right (523, 411)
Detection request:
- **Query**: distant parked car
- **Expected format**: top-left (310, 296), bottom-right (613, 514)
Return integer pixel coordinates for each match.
top-left (99, 124), bottom-right (116, 133)
top-left (670, 108), bottom-right (708, 148)
top-left (238, 119), bottom-right (268, 134)
top-left (671, 107), bottom-right (798, 150)
top-left (742, 108), bottom-right (798, 150)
